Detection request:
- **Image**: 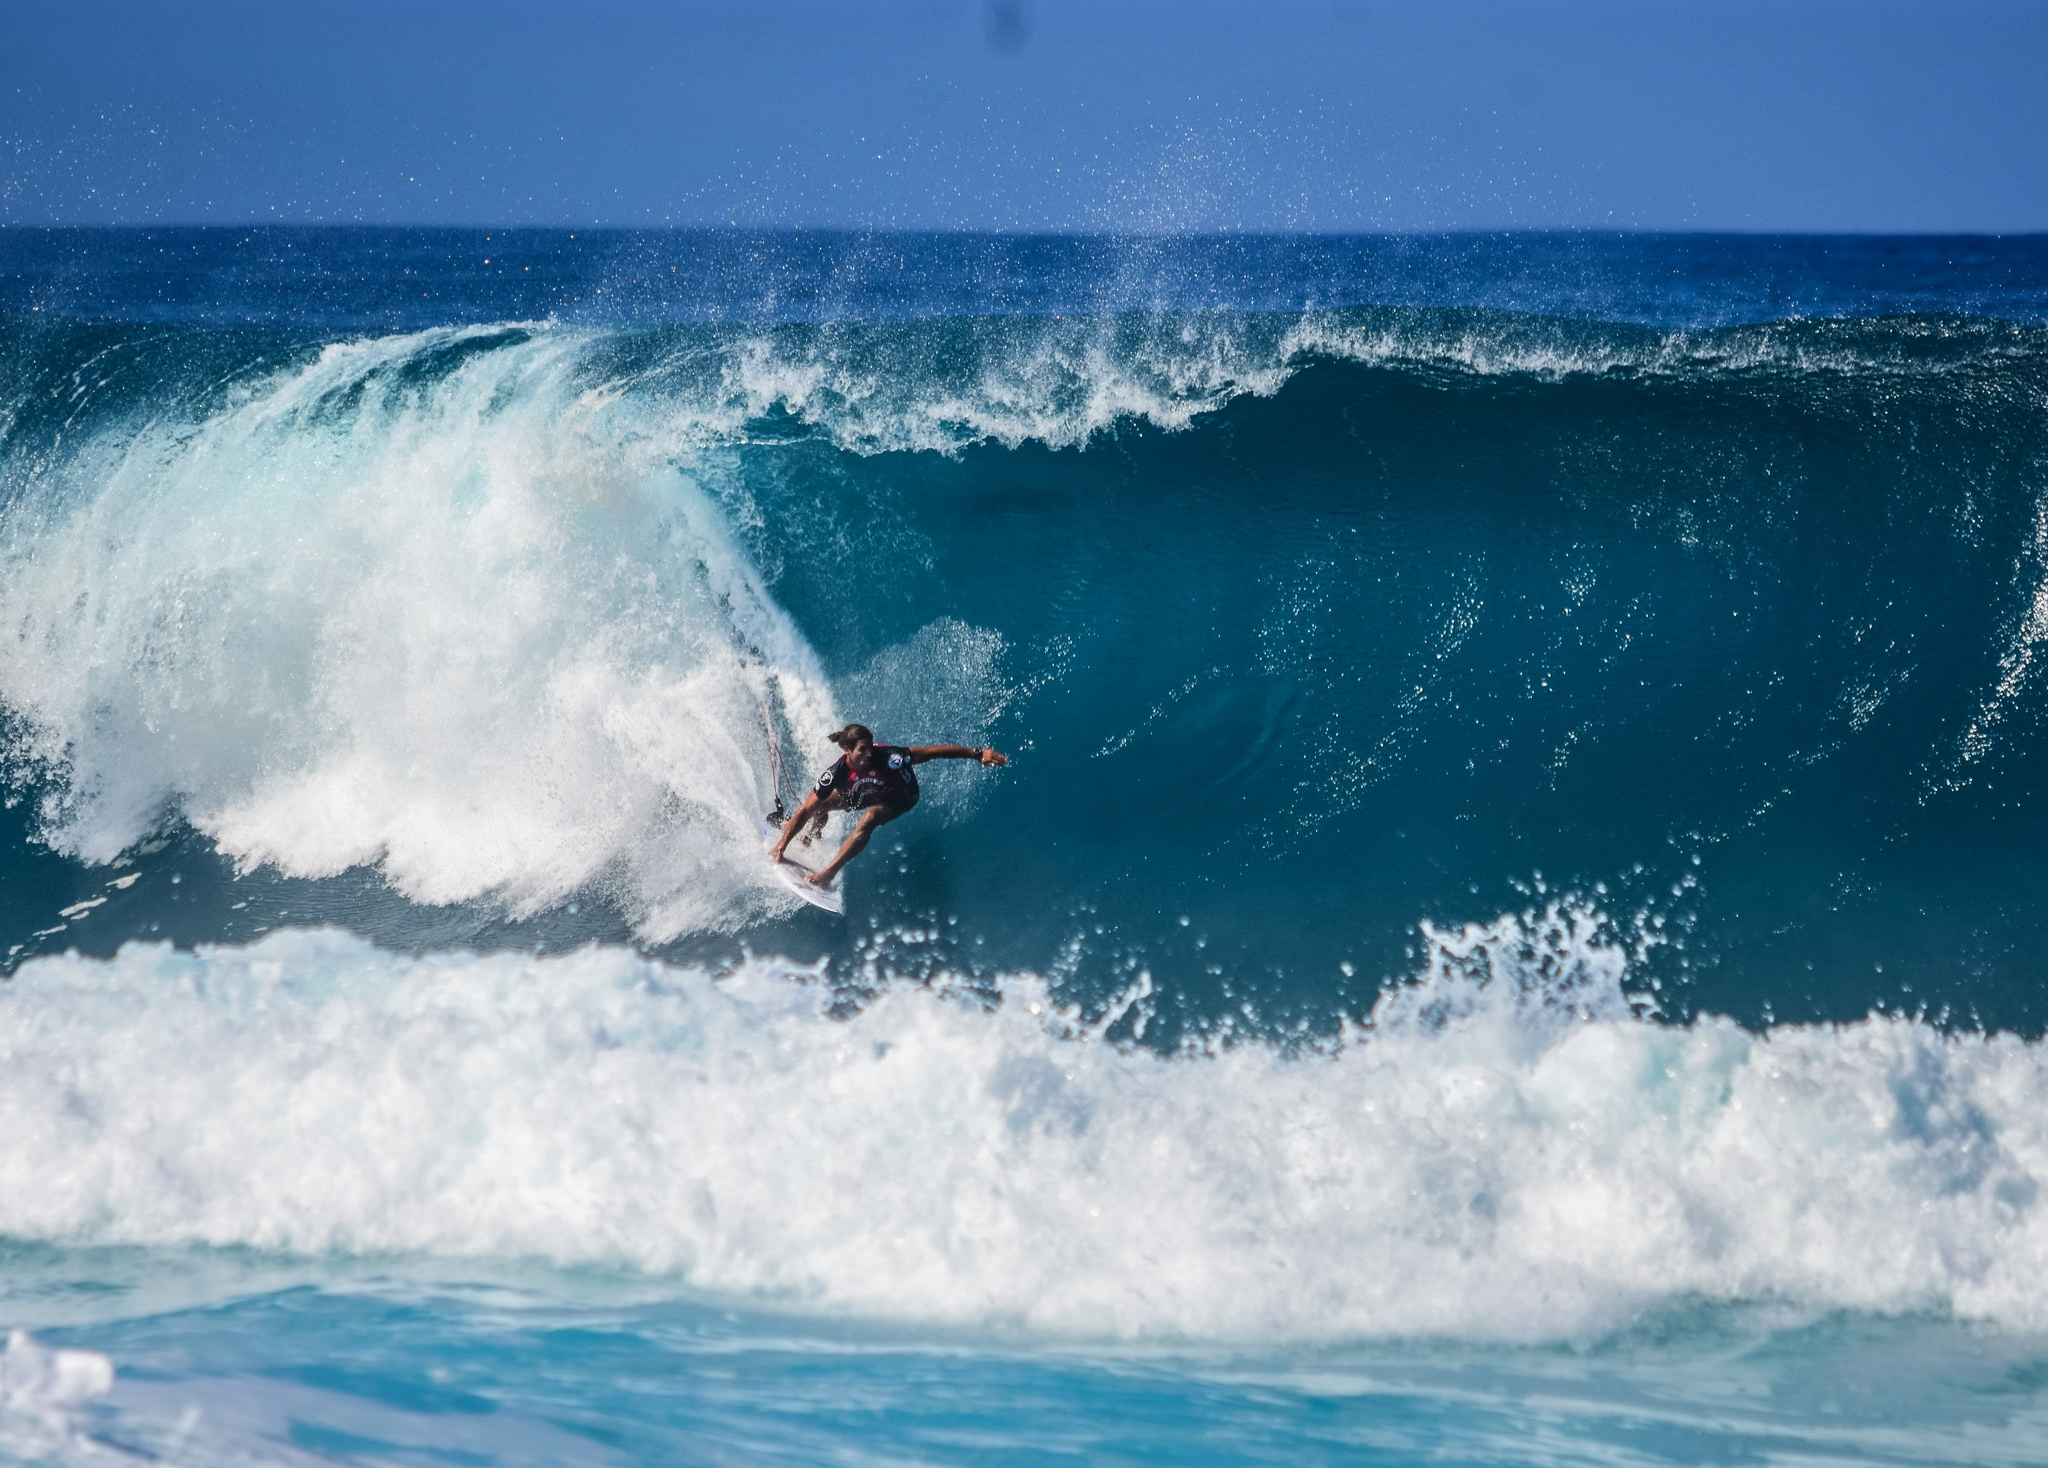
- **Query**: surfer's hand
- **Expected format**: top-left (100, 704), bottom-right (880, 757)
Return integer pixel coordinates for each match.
top-left (979, 747), bottom-right (1009, 767)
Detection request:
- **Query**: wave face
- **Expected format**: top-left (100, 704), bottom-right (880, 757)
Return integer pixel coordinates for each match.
top-left (4, 920), bottom-right (2047, 1343)
top-left (4, 235), bottom-right (2048, 1040)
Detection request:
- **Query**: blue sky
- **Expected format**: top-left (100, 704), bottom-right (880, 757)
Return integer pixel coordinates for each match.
top-left (3, 0), bottom-right (2044, 231)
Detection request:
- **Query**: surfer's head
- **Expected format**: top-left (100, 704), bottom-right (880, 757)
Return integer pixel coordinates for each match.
top-left (827, 723), bottom-right (875, 755)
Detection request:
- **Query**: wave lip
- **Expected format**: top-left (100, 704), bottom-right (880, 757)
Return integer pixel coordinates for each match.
top-left (630, 307), bottom-right (2048, 457)
top-left (2, 913), bottom-right (2045, 1344)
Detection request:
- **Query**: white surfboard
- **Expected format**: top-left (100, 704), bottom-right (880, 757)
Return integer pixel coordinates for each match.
top-left (763, 824), bottom-right (844, 914)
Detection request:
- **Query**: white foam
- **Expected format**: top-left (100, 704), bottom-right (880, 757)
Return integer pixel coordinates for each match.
top-left (0, 1331), bottom-right (115, 1463)
top-left (2, 914), bottom-right (2045, 1345)
top-left (644, 310), bottom-right (2023, 461)
top-left (1945, 497), bottom-right (2048, 792)
top-left (693, 313), bottom-right (1298, 453)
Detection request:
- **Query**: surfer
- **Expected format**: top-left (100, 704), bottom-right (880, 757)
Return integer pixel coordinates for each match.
top-left (772, 723), bottom-right (1009, 886)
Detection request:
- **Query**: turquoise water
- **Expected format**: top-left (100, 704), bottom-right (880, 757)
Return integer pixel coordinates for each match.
top-left (3, 229), bottom-right (2048, 1463)
top-left (12, 1255), bottom-right (2048, 1467)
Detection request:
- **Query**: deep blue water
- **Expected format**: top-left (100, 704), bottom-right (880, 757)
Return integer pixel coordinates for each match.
top-left (4, 229), bottom-right (2048, 1464)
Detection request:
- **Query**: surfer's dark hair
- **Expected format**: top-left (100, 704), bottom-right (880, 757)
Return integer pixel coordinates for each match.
top-left (826, 723), bottom-right (874, 750)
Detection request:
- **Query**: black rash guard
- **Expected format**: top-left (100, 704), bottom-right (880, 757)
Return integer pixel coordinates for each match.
top-left (816, 745), bottom-right (921, 812)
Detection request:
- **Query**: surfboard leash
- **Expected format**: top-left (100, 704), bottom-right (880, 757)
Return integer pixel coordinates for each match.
top-left (760, 700), bottom-right (789, 826)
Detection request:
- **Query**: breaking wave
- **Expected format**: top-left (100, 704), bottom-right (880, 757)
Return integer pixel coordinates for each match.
top-left (3, 908), bottom-right (2046, 1344)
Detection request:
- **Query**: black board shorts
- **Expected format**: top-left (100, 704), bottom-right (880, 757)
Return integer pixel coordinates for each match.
top-left (847, 785), bottom-right (918, 815)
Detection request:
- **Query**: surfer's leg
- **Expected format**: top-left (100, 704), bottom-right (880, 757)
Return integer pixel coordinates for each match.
top-left (811, 803), bottom-right (903, 884)
top-left (799, 791), bottom-right (846, 845)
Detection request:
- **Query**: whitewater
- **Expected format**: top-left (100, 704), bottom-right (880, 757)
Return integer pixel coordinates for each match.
top-left (4, 228), bottom-right (2048, 1464)
top-left (9, 914), bottom-right (2048, 1341)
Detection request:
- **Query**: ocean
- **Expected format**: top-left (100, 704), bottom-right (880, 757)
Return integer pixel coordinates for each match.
top-left (3, 227), bottom-right (2048, 1464)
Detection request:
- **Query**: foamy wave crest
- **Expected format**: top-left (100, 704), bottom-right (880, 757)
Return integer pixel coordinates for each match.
top-left (640, 310), bottom-right (2045, 456)
top-left (0, 325), bottom-right (846, 936)
top-left (1277, 311), bottom-right (2048, 385)
top-left (655, 313), bottom-right (1300, 454)
top-left (3, 913), bottom-right (2045, 1344)
top-left (0, 1331), bottom-right (115, 1465)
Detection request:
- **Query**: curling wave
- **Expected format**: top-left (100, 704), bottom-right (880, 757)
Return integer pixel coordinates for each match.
top-left (0, 323), bottom-right (845, 937)
top-left (3, 300), bottom-right (2048, 978)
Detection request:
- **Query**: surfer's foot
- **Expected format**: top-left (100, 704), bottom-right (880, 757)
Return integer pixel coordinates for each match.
top-left (806, 870), bottom-right (834, 887)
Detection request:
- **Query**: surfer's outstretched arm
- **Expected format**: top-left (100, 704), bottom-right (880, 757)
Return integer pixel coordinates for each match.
top-left (907, 744), bottom-right (1009, 767)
